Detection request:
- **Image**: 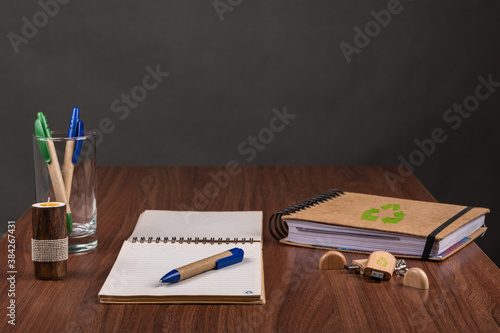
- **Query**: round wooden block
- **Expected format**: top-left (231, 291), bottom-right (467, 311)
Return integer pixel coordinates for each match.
top-left (319, 251), bottom-right (346, 270)
top-left (403, 267), bottom-right (429, 290)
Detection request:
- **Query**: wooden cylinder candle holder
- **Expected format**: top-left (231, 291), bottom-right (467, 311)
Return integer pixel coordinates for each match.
top-left (32, 202), bottom-right (68, 280)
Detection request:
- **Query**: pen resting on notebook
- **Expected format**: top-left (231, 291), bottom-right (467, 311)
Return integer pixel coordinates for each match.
top-left (160, 248), bottom-right (244, 283)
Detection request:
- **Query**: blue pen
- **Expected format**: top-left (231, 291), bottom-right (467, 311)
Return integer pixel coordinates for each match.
top-left (62, 108), bottom-right (84, 206)
top-left (73, 119), bottom-right (84, 164)
top-left (160, 248), bottom-right (244, 283)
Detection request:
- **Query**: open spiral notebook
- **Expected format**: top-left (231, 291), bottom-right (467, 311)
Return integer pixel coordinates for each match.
top-left (99, 210), bottom-right (265, 304)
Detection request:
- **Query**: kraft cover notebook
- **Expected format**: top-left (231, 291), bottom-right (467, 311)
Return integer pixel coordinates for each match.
top-left (269, 190), bottom-right (489, 261)
top-left (99, 210), bottom-right (265, 304)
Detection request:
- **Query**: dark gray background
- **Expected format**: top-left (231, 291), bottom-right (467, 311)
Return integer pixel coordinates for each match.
top-left (2, 1), bottom-right (499, 265)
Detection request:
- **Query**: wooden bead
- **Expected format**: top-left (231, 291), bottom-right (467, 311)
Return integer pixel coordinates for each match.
top-left (319, 251), bottom-right (346, 270)
top-left (404, 268), bottom-right (429, 289)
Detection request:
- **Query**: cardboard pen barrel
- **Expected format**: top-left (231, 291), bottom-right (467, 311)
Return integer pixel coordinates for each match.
top-left (178, 250), bottom-right (233, 280)
top-left (32, 202), bottom-right (68, 280)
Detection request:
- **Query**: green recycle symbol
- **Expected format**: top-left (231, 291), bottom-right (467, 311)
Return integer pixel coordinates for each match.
top-left (376, 257), bottom-right (388, 267)
top-left (361, 204), bottom-right (406, 224)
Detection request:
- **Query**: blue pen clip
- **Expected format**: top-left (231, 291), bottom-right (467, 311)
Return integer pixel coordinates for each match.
top-left (215, 248), bottom-right (244, 269)
top-left (67, 107), bottom-right (80, 137)
top-left (72, 120), bottom-right (84, 164)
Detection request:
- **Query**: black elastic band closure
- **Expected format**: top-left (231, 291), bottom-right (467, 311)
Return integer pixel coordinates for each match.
top-left (421, 206), bottom-right (474, 260)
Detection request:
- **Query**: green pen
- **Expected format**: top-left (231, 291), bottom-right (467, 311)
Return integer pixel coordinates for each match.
top-left (35, 112), bottom-right (73, 233)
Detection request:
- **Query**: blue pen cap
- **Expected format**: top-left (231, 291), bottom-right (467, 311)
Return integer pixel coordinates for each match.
top-left (215, 248), bottom-right (244, 269)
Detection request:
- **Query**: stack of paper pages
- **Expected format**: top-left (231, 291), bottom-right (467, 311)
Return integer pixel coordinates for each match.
top-left (285, 215), bottom-right (485, 258)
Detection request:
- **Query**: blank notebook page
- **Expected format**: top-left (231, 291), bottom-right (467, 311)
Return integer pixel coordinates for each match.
top-left (128, 210), bottom-right (263, 241)
top-left (99, 242), bottom-right (262, 297)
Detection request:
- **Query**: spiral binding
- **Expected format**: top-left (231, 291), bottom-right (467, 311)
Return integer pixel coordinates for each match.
top-left (131, 236), bottom-right (254, 244)
top-left (268, 189), bottom-right (344, 241)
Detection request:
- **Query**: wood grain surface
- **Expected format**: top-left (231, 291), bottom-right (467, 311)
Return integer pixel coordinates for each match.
top-left (1, 166), bottom-right (498, 332)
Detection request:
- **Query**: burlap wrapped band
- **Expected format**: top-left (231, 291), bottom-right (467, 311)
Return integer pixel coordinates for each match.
top-left (31, 237), bottom-right (68, 262)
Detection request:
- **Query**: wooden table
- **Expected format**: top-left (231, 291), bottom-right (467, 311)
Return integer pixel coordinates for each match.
top-left (1, 166), bottom-right (499, 332)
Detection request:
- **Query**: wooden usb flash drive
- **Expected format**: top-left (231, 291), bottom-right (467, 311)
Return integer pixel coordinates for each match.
top-left (344, 258), bottom-right (368, 274)
top-left (318, 252), bottom-right (368, 274)
top-left (344, 251), bottom-right (396, 282)
top-left (337, 250), bottom-right (430, 288)
top-left (364, 251), bottom-right (397, 281)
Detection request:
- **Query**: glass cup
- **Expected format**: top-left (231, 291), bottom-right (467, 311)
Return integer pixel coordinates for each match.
top-left (33, 130), bottom-right (97, 253)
